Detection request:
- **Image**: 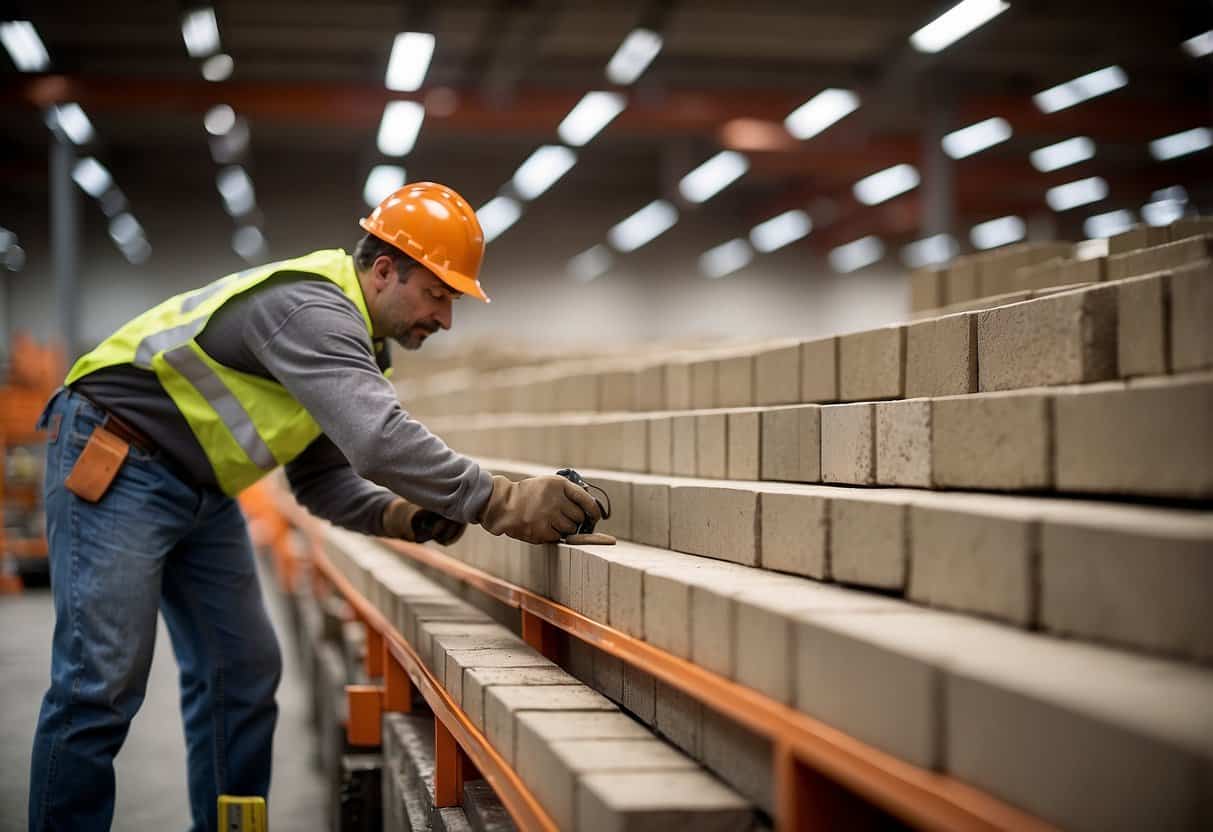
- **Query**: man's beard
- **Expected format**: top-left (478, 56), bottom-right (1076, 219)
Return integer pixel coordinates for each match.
top-left (394, 320), bottom-right (439, 350)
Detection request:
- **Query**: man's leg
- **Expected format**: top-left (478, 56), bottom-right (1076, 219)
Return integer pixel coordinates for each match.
top-left (29, 391), bottom-right (196, 831)
top-left (160, 492), bottom-right (283, 832)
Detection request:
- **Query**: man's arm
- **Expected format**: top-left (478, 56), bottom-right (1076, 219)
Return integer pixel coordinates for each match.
top-left (284, 433), bottom-right (396, 535)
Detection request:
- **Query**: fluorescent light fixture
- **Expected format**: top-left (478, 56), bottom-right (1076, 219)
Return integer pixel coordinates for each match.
top-left (99, 188), bottom-right (127, 218)
top-left (386, 32), bottom-right (435, 91)
top-left (1083, 209), bottom-right (1134, 240)
top-left (377, 100), bottom-right (425, 156)
top-left (1033, 66), bottom-right (1127, 113)
top-left (0, 20), bottom-right (49, 72)
top-left (1149, 127), bottom-right (1213, 161)
top-left (363, 164), bottom-right (406, 208)
top-left (201, 53), bottom-right (233, 81)
top-left (699, 239), bottom-right (753, 279)
top-left (512, 145), bottom-right (577, 201)
top-left (216, 166), bottom-right (255, 216)
top-left (1029, 136), bottom-right (1095, 172)
top-left (1181, 30), bottom-right (1213, 58)
top-left (853, 163), bottom-right (920, 206)
top-left (558, 91), bottom-right (626, 147)
top-left (828, 236), bottom-right (884, 273)
top-left (901, 233), bottom-right (959, 268)
top-left (122, 237), bottom-right (152, 265)
top-left (749, 210), bottom-right (811, 253)
top-left (605, 28), bottom-right (662, 85)
top-left (1046, 176), bottom-right (1108, 212)
top-left (52, 103), bottom-right (95, 146)
top-left (910, 0), bottom-right (1009, 53)
top-left (181, 7), bottom-right (220, 58)
top-left (941, 117), bottom-right (1011, 159)
top-left (477, 196), bottom-right (522, 243)
top-left (208, 117), bottom-right (249, 164)
top-left (232, 226), bottom-right (267, 261)
top-left (784, 88), bottom-right (860, 140)
top-left (0, 228), bottom-right (13, 250)
top-left (108, 213), bottom-right (143, 246)
top-left (970, 215), bottom-right (1025, 249)
top-left (204, 104), bottom-right (235, 136)
top-left (1142, 188), bottom-right (1188, 227)
top-left (607, 200), bottom-right (678, 252)
top-left (678, 151), bottom-right (749, 204)
top-left (71, 158), bottom-right (111, 198)
top-left (568, 245), bottom-right (612, 282)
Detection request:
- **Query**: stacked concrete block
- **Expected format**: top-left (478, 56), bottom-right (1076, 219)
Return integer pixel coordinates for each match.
top-left (695, 411), bottom-right (728, 479)
top-left (620, 416), bottom-right (648, 472)
top-left (838, 325), bottom-right (905, 401)
top-left (932, 389), bottom-right (1053, 490)
top-left (621, 663), bottom-right (657, 726)
top-left (1107, 233), bottom-right (1212, 281)
top-left (1107, 224), bottom-right (1169, 255)
top-left (946, 255), bottom-right (982, 303)
top-left (701, 707), bottom-right (775, 815)
top-left (758, 487), bottom-right (829, 579)
top-left (1169, 216), bottom-right (1213, 242)
top-left (909, 265), bottom-right (947, 312)
top-left (875, 398), bottom-right (932, 487)
top-left (725, 408), bottom-right (763, 480)
top-left (1116, 271), bottom-right (1170, 376)
top-left (483, 684), bottom-right (617, 765)
top-left (577, 769), bottom-right (753, 832)
top-left (1014, 255), bottom-right (1104, 292)
top-left (599, 369), bottom-right (635, 412)
top-left (978, 242), bottom-right (1073, 297)
top-left (460, 666), bottom-right (580, 732)
top-left (644, 556), bottom-right (746, 658)
top-left (632, 364), bottom-right (666, 412)
top-left (671, 414), bottom-right (697, 476)
top-left (668, 483), bottom-right (760, 566)
top-left (759, 404), bottom-right (821, 482)
top-left (830, 490), bottom-right (912, 590)
top-left (653, 679), bottom-right (704, 758)
top-left (664, 360), bottom-right (693, 410)
top-left (630, 477), bottom-right (671, 549)
top-left (716, 352), bottom-right (756, 408)
top-left (690, 357), bottom-right (718, 409)
top-left (753, 340), bottom-right (802, 405)
top-left (689, 565), bottom-right (805, 678)
top-left (556, 371), bottom-right (600, 413)
top-left (1169, 260), bottom-right (1213, 371)
top-left (800, 336), bottom-right (838, 402)
top-left (977, 285), bottom-right (1118, 391)
top-left (1054, 373), bottom-right (1213, 498)
top-left (820, 403), bottom-right (875, 485)
top-left (905, 311), bottom-right (977, 397)
top-left (647, 415), bottom-right (673, 475)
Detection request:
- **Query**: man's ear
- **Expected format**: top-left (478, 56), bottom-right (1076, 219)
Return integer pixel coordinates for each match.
top-left (373, 255), bottom-right (396, 288)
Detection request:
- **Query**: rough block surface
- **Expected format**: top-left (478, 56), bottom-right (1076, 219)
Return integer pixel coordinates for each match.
top-left (760, 405), bottom-right (821, 483)
top-left (905, 312), bottom-right (977, 398)
top-left (820, 403), bottom-right (875, 485)
top-left (932, 390), bottom-right (1053, 490)
top-left (839, 326), bottom-right (905, 401)
top-left (875, 399), bottom-right (933, 487)
top-left (800, 337), bottom-right (838, 403)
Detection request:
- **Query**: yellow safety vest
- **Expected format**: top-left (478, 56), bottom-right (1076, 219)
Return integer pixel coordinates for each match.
top-left (65, 249), bottom-right (384, 496)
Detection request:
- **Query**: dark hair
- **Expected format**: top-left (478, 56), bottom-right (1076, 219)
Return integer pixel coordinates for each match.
top-left (353, 233), bottom-right (414, 279)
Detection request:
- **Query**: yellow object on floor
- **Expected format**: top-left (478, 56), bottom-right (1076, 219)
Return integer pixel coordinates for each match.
top-left (218, 795), bottom-right (267, 832)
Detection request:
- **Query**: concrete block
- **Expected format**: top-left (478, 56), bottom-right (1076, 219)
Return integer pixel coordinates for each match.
top-left (514, 709), bottom-right (651, 744)
top-left (648, 416), bottom-right (673, 475)
top-left (1107, 223), bottom-right (1169, 255)
top-left (1107, 233), bottom-right (1213, 281)
top-left (726, 409), bottom-right (762, 480)
top-left (1055, 374), bottom-right (1213, 498)
top-left (664, 361), bottom-right (692, 410)
top-left (760, 405), bottom-right (821, 483)
top-left (754, 342), bottom-right (801, 405)
top-left (631, 481), bottom-right (670, 549)
top-left (838, 326), bottom-right (905, 401)
top-left (671, 414), bottom-right (697, 476)
top-left (620, 417), bottom-right (648, 473)
top-left (910, 266), bottom-right (947, 312)
top-left (690, 358), bottom-right (717, 409)
top-left (578, 546), bottom-right (610, 621)
top-left (831, 493), bottom-right (910, 591)
top-left (520, 737), bottom-right (698, 831)
top-left (653, 680), bottom-right (703, 758)
top-left (1116, 272), bottom-right (1169, 377)
top-left (1169, 216), bottom-right (1213, 242)
top-left (932, 390), bottom-right (1053, 490)
top-left (461, 666), bottom-right (579, 731)
top-left (909, 497), bottom-right (1038, 626)
top-left (599, 542), bottom-right (680, 639)
top-left (1040, 503), bottom-right (1213, 661)
top-left (633, 365), bottom-right (665, 412)
top-left (689, 566), bottom-right (798, 678)
top-left (556, 372), bottom-right (600, 412)
top-left (1169, 260), bottom-right (1213, 371)
top-left (577, 770), bottom-right (752, 832)
top-left (701, 707), bottom-right (775, 815)
top-left (905, 312), bottom-right (977, 398)
top-left (736, 580), bottom-right (904, 703)
top-left (695, 412), bottom-right (728, 479)
top-left (593, 651), bottom-right (624, 702)
top-left (599, 370), bottom-right (635, 412)
top-left (590, 475), bottom-right (632, 541)
top-left (565, 636), bottom-right (596, 684)
top-left (820, 403), bottom-right (875, 485)
top-left (621, 663), bottom-right (657, 725)
top-left (484, 684), bottom-right (616, 765)
top-left (875, 399), bottom-right (932, 487)
top-left (978, 285), bottom-right (1118, 391)
top-left (669, 485), bottom-right (760, 566)
top-left (759, 490), bottom-right (829, 579)
top-left (716, 353), bottom-right (755, 407)
top-left (946, 255), bottom-right (981, 303)
top-left (800, 337), bottom-right (838, 403)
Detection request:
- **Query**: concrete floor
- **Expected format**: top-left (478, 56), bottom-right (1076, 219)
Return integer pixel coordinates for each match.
top-left (0, 562), bottom-right (327, 832)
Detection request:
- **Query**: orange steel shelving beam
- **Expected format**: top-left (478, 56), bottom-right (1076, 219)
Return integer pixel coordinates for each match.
top-left (265, 486), bottom-right (1052, 832)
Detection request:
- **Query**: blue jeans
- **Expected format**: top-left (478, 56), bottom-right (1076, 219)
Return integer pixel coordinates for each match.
top-left (29, 389), bottom-right (283, 832)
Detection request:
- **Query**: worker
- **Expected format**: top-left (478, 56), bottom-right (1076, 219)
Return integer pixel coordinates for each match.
top-left (28, 182), bottom-right (605, 831)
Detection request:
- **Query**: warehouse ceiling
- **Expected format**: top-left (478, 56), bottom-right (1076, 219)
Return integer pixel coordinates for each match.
top-left (1, 0), bottom-right (1211, 268)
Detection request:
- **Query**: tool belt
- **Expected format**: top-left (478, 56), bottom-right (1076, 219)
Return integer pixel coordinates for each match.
top-left (63, 390), bottom-right (159, 503)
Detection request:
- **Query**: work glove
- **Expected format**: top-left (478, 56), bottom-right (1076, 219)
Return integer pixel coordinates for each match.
top-left (382, 498), bottom-right (466, 545)
top-left (478, 474), bottom-right (607, 545)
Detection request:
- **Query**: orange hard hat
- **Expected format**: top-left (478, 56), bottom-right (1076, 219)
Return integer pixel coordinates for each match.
top-left (359, 181), bottom-right (489, 302)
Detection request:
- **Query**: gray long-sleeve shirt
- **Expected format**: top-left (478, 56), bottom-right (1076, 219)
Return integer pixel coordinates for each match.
top-left (73, 265), bottom-right (493, 533)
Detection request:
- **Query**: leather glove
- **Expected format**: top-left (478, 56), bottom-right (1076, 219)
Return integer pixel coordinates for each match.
top-left (382, 498), bottom-right (467, 545)
top-left (478, 475), bottom-right (602, 544)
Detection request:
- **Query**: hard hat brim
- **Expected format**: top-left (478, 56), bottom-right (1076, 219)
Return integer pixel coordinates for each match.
top-left (358, 218), bottom-right (491, 303)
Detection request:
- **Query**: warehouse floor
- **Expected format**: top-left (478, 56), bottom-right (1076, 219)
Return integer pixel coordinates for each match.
top-left (0, 561), bottom-right (328, 832)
